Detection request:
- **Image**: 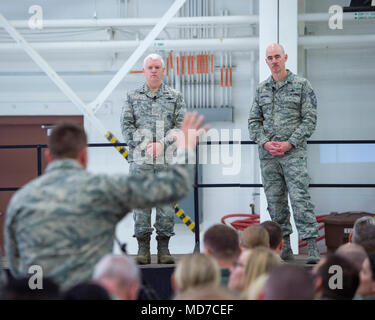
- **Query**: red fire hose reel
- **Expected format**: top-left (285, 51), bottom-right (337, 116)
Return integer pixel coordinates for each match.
top-left (221, 213), bottom-right (328, 248)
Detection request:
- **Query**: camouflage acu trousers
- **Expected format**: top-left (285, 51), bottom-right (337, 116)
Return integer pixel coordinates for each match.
top-left (260, 154), bottom-right (319, 240)
top-left (129, 162), bottom-right (175, 238)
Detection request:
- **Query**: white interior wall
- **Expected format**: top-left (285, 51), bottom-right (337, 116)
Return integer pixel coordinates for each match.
top-left (0, 0), bottom-right (260, 255)
top-left (0, 0), bottom-right (374, 254)
top-left (304, 0), bottom-right (375, 217)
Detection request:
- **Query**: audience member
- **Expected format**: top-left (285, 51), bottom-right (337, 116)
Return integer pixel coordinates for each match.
top-left (242, 246), bottom-right (280, 295)
top-left (358, 239), bottom-right (375, 254)
top-left (355, 253), bottom-right (375, 300)
top-left (4, 114), bottom-right (206, 289)
top-left (171, 253), bottom-right (220, 296)
top-left (263, 264), bottom-right (314, 300)
top-left (312, 254), bottom-right (359, 300)
top-left (203, 224), bottom-right (241, 287)
top-left (260, 221), bottom-right (283, 255)
top-left (336, 242), bottom-right (368, 272)
top-left (244, 274), bottom-right (269, 300)
top-left (240, 225), bottom-right (269, 250)
top-left (1, 277), bottom-right (60, 300)
top-left (228, 249), bottom-right (252, 295)
top-left (92, 254), bottom-right (141, 300)
top-left (63, 281), bottom-right (111, 300)
top-left (351, 216), bottom-right (375, 244)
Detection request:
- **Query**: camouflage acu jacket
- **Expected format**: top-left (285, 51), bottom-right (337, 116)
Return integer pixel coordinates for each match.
top-left (4, 149), bottom-right (194, 290)
top-left (248, 71), bottom-right (317, 160)
top-left (121, 83), bottom-right (186, 162)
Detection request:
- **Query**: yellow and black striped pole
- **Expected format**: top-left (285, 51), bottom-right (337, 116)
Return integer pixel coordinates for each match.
top-left (105, 131), bottom-right (129, 160)
top-left (174, 204), bottom-right (196, 233)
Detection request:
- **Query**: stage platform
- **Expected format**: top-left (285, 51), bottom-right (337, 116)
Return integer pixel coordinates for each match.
top-left (136, 254), bottom-right (316, 300)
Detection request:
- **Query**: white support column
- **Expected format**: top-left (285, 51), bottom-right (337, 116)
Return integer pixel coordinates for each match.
top-left (258, 0), bottom-right (278, 227)
top-left (259, 0), bottom-right (278, 82)
top-left (90, 0), bottom-right (187, 114)
top-left (279, 0), bottom-right (299, 255)
top-left (279, 0), bottom-right (298, 74)
top-left (258, 0), bottom-right (299, 254)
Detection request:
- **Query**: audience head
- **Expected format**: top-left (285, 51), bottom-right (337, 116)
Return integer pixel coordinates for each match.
top-left (260, 221), bottom-right (283, 254)
top-left (1, 277), bottom-right (60, 300)
top-left (92, 254), bottom-right (141, 300)
top-left (228, 249), bottom-right (252, 294)
top-left (203, 224), bottom-right (240, 268)
top-left (46, 122), bottom-right (88, 167)
top-left (244, 274), bottom-right (269, 300)
top-left (352, 216), bottom-right (375, 244)
top-left (264, 265), bottom-right (314, 300)
top-left (312, 254), bottom-right (359, 300)
top-left (357, 239), bottom-right (375, 254)
top-left (243, 246), bottom-right (281, 291)
top-left (172, 253), bottom-right (220, 295)
top-left (63, 281), bottom-right (111, 300)
top-left (356, 253), bottom-right (375, 297)
top-left (336, 242), bottom-right (368, 272)
top-left (240, 225), bottom-right (270, 250)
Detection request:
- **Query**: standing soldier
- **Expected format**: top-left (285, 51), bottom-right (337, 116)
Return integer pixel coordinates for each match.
top-left (121, 53), bottom-right (187, 265)
top-left (5, 114), bottom-right (205, 289)
top-left (248, 43), bottom-right (320, 264)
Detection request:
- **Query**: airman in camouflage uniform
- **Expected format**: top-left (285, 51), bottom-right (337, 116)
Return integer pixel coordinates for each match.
top-left (121, 53), bottom-right (186, 265)
top-left (4, 117), bottom-right (200, 290)
top-left (248, 44), bottom-right (320, 264)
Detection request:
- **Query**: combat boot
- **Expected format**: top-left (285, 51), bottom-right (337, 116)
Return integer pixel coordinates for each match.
top-left (135, 235), bottom-right (151, 265)
top-left (156, 235), bottom-right (175, 264)
top-left (281, 236), bottom-right (294, 261)
top-left (306, 238), bottom-right (320, 264)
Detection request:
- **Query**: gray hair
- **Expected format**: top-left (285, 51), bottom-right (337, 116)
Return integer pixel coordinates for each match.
top-left (143, 53), bottom-right (165, 69)
top-left (93, 254), bottom-right (141, 288)
top-left (352, 216), bottom-right (375, 244)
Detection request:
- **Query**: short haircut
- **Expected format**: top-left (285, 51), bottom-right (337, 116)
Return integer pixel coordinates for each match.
top-left (352, 216), bottom-right (375, 244)
top-left (241, 225), bottom-right (270, 249)
top-left (260, 221), bottom-right (282, 250)
top-left (48, 122), bottom-right (87, 159)
top-left (336, 243), bottom-right (368, 272)
top-left (264, 264), bottom-right (315, 300)
top-left (265, 43), bottom-right (285, 56)
top-left (203, 224), bottom-right (240, 261)
top-left (143, 53), bottom-right (165, 69)
top-left (359, 239), bottom-right (375, 254)
top-left (92, 254), bottom-right (141, 288)
top-left (315, 254), bottom-right (359, 300)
